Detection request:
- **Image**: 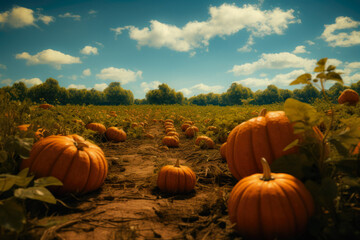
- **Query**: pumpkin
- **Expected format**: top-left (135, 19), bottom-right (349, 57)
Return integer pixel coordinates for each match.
top-left (181, 123), bottom-right (191, 132)
top-left (225, 109), bottom-right (300, 180)
top-left (185, 126), bottom-right (199, 138)
top-left (157, 159), bottom-right (196, 193)
top-left (195, 136), bottom-right (215, 149)
top-left (85, 123), bottom-right (106, 134)
top-left (165, 127), bottom-right (177, 133)
top-left (167, 131), bottom-right (179, 137)
top-left (162, 136), bottom-right (179, 147)
top-left (220, 142), bottom-right (227, 160)
top-left (17, 124), bottom-right (31, 131)
top-left (39, 103), bottom-right (53, 109)
top-left (338, 89), bottom-right (359, 106)
top-left (105, 127), bottom-right (126, 142)
top-left (20, 134), bottom-right (108, 195)
top-left (228, 158), bottom-right (314, 240)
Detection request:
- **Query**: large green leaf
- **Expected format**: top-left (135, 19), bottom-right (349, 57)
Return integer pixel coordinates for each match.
top-left (0, 174), bottom-right (34, 192)
top-left (0, 197), bottom-right (26, 232)
top-left (14, 187), bottom-right (57, 204)
top-left (325, 72), bottom-right (343, 84)
top-left (4, 136), bottom-right (34, 159)
top-left (34, 176), bottom-right (63, 188)
top-left (290, 73), bottom-right (312, 85)
top-left (284, 98), bottom-right (323, 133)
top-left (330, 118), bottom-right (360, 151)
top-left (326, 65), bottom-right (336, 71)
top-left (314, 58), bottom-right (328, 72)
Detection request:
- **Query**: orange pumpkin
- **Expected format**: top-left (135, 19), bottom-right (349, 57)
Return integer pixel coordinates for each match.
top-left (181, 123), bottom-right (191, 132)
top-left (85, 123), bottom-right (106, 134)
top-left (17, 124), bottom-right (31, 131)
top-left (338, 89), bottom-right (359, 106)
top-left (185, 126), bottom-right (199, 138)
top-left (20, 134), bottom-right (108, 195)
top-left (220, 142), bottom-right (227, 160)
top-left (105, 127), bottom-right (126, 142)
top-left (195, 136), bottom-right (215, 149)
top-left (228, 158), bottom-right (314, 240)
top-left (39, 103), bottom-right (53, 109)
top-left (162, 136), bottom-right (179, 147)
top-left (226, 110), bottom-right (300, 180)
top-left (157, 159), bottom-right (196, 193)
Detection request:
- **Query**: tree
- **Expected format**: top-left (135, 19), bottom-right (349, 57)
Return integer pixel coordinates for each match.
top-left (103, 82), bottom-right (134, 105)
top-left (223, 83), bottom-right (253, 105)
top-left (293, 84), bottom-right (320, 103)
top-left (254, 85), bottom-right (281, 105)
top-left (146, 83), bottom-right (184, 104)
top-left (327, 82), bottom-right (347, 103)
top-left (10, 82), bottom-right (28, 101)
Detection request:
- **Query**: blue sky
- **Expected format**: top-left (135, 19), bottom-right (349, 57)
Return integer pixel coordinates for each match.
top-left (0, 0), bottom-right (359, 99)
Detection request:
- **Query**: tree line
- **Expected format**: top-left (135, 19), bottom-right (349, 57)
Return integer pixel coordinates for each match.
top-left (1, 77), bottom-right (360, 106)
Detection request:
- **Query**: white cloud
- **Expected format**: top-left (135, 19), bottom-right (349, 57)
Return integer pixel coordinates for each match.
top-left (83, 68), bottom-right (91, 76)
top-left (178, 83), bottom-right (224, 96)
top-left (80, 46), bottom-right (98, 55)
top-left (111, 26), bottom-right (130, 38)
top-left (88, 10), bottom-right (97, 15)
top-left (38, 15), bottom-right (54, 25)
top-left (94, 83), bottom-right (108, 91)
top-left (306, 40), bottom-right (315, 45)
top-left (321, 16), bottom-right (360, 47)
top-left (59, 12), bottom-right (81, 21)
top-left (0, 6), bottom-right (53, 28)
top-left (235, 77), bottom-right (270, 88)
top-left (292, 45), bottom-right (308, 54)
top-left (16, 77), bottom-right (42, 87)
top-left (347, 62), bottom-right (360, 69)
top-left (119, 3), bottom-right (298, 52)
top-left (237, 35), bottom-right (254, 52)
top-left (140, 81), bottom-right (161, 92)
top-left (1, 79), bottom-right (12, 86)
top-left (96, 67), bottom-right (142, 84)
top-left (15, 49), bottom-right (81, 69)
top-left (69, 75), bottom-right (78, 81)
top-left (179, 88), bottom-right (192, 96)
top-left (230, 52), bottom-right (316, 75)
top-left (0, 64), bottom-right (6, 69)
top-left (343, 73), bottom-right (360, 85)
top-left (68, 84), bottom-right (87, 89)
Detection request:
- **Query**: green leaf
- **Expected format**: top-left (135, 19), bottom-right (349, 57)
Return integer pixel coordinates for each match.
top-left (329, 118), bottom-right (360, 152)
top-left (314, 58), bottom-right (328, 72)
top-left (34, 176), bottom-right (63, 188)
top-left (283, 139), bottom-right (299, 152)
top-left (284, 98), bottom-right (323, 133)
top-left (290, 73), bottom-right (312, 85)
top-left (0, 197), bottom-right (26, 232)
top-left (316, 72), bottom-right (326, 79)
top-left (17, 168), bottom-right (29, 178)
top-left (14, 187), bottom-right (57, 204)
top-left (327, 65), bottom-right (336, 71)
top-left (325, 72), bottom-right (343, 84)
top-left (4, 136), bottom-right (34, 159)
top-left (0, 175), bottom-right (17, 193)
top-left (0, 150), bottom-right (7, 163)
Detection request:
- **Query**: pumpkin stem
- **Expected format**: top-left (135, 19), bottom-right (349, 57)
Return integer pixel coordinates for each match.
top-left (75, 141), bottom-right (89, 150)
top-left (260, 158), bottom-right (273, 181)
top-left (258, 108), bottom-right (267, 117)
top-left (174, 159), bottom-right (180, 168)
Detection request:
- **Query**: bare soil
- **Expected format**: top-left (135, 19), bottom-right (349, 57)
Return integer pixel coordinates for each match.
top-left (25, 121), bottom-right (241, 240)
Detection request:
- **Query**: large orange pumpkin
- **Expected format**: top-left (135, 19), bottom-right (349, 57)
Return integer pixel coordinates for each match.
top-left (225, 110), bottom-right (300, 180)
top-left (20, 134), bottom-right (108, 195)
top-left (228, 158), bottom-right (314, 240)
top-left (157, 159), bottom-right (196, 193)
top-left (338, 89), bottom-right (359, 106)
top-left (85, 123), bottom-right (106, 134)
top-left (162, 136), bottom-right (179, 147)
top-left (105, 127), bottom-right (126, 142)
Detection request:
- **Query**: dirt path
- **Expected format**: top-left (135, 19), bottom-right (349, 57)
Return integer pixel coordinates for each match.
top-left (29, 122), bottom-right (238, 240)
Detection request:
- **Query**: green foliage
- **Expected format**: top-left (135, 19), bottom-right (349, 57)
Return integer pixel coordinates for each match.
top-left (146, 83), bottom-right (184, 105)
top-left (0, 168), bottom-right (62, 234)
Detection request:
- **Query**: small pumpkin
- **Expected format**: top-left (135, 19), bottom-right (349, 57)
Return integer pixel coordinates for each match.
top-left (220, 142), bottom-right (227, 160)
top-left (195, 136), bottom-right (215, 149)
top-left (105, 127), bottom-right (126, 142)
top-left (181, 123), bottom-right (191, 132)
top-left (162, 136), bottom-right (179, 147)
top-left (228, 158), bottom-right (314, 240)
top-left (157, 159), bottom-right (196, 193)
top-left (17, 124), bottom-right (31, 131)
top-left (85, 123), bottom-right (106, 134)
top-left (185, 126), bottom-right (199, 138)
top-left (39, 103), bottom-right (53, 109)
top-left (338, 89), bottom-right (359, 106)
top-left (167, 131), bottom-right (179, 137)
top-left (20, 134), bottom-right (108, 195)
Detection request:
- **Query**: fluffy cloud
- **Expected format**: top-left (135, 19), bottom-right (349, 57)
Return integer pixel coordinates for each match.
top-left (94, 83), bottom-right (108, 91)
top-left (117, 3), bottom-right (298, 52)
top-left (321, 16), bottom-right (360, 47)
top-left (59, 13), bottom-right (81, 21)
top-left (0, 6), bottom-right (53, 28)
top-left (306, 40), bottom-right (315, 45)
top-left (80, 46), bottom-right (98, 55)
top-left (230, 52), bottom-right (316, 75)
top-left (346, 62), bottom-right (360, 69)
top-left (15, 49), bottom-right (81, 69)
top-left (343, 73), bottom-right (360, 85)
top-left (82, 68), bottom-right (91, 76)
top-left (140, 81), bottom-right (161, 92)
top-left (67, 84), bottom-right (87, 89)
top-left (1, 79), bottom-right (12, 86)
top-left (179, 83), bottom-right (224, 96)
top-left (96, 67), bottom-right (142, 84)
top-left (16, 78), bottom-right (42, 87)
top-left (292, 45), bottom-right (308, 54)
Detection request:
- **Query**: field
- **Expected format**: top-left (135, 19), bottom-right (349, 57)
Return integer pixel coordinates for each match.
top-left (1, 96), bottom-right (360, 239)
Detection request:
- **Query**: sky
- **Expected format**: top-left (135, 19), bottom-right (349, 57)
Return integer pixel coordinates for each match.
top-left (0, 0), bottom-right (359, 99)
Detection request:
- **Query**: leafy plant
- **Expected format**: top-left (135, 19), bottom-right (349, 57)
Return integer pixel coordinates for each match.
top-left (0, 168), bottom-right (62, 237)
top-left (271, 58), bottom-right (360, 239)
